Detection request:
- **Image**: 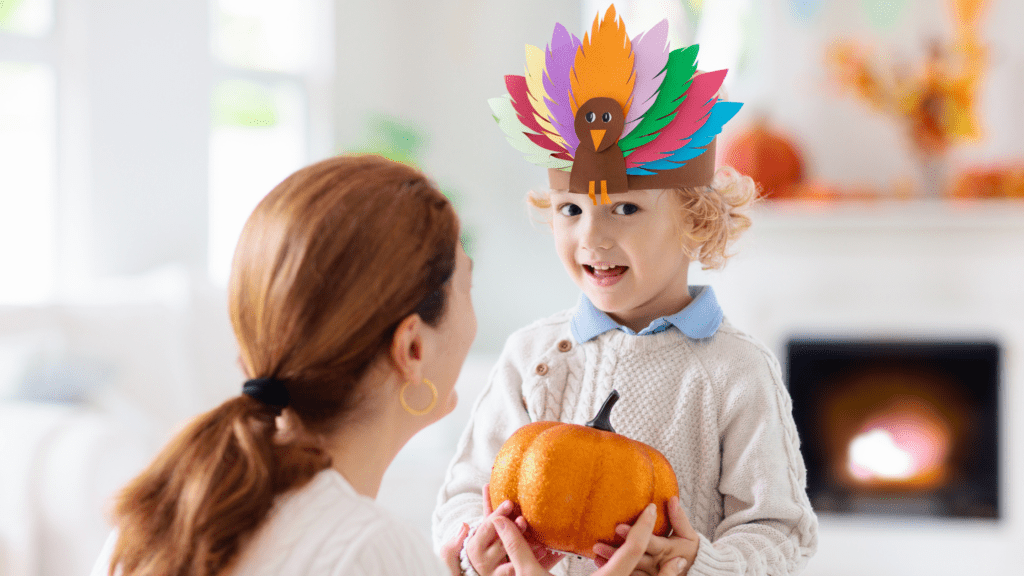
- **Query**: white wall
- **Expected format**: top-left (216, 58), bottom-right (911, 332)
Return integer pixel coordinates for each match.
top-left (56, 0), bottom-right (211, 282)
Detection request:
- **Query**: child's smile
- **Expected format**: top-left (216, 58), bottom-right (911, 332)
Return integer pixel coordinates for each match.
top-left (582, 262), bottom-right (629, 287)
top-left (550, 188), bottom-right (694, 332)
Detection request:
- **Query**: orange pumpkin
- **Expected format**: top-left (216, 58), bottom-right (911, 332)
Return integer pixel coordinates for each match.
top-left (489, 391), bottom-right (678, 558)
top-left (722, 120), bottom-right (805, 199)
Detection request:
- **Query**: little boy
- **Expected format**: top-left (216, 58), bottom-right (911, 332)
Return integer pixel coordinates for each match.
top-left (434, 6), bottom-right (817, 576)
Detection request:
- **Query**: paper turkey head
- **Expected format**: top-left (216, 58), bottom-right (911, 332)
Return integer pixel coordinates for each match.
top-left (574, 97), bottom-right (625, 153)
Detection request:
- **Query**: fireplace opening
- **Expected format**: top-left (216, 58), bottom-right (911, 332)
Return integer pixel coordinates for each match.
top-left (786, 339), bottom-right (999, 519)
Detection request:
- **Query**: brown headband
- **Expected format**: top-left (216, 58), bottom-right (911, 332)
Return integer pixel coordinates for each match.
top-left (548, 139), bottom-right (717, 193)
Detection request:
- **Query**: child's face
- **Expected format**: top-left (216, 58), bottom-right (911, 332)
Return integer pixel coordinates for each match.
top-left (549, 188), bottom-right (693, 331)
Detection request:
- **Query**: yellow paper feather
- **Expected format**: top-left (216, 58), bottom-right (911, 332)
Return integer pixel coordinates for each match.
top-left (525, 44), bottom-right (564, 147)
top-left (570, 5), bottom-right (635, 118)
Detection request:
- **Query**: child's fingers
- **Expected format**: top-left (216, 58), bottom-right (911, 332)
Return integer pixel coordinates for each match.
top-left (593, 542), bottom-right (617, 560)
top-left (593, 504), bottom-right (657, 576)
top-left (482, 484), bottom-right (493, 515)
top-left (538, 549), bottom-right (566, 571)
top-left (515, 515), bottom-right (528, 533)
top-left (657, 557), bottom-right (688, 576)
top-left (667, 496), bottom-right (699, 541)
top-left (511, 515), bottom-right (564, 570)
top-left (468, 501), bottom-right (513, 563)
top-left (440, 523), bottom-right (470, 576)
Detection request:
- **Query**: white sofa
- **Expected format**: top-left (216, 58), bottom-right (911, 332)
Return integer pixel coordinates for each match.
top-left (0, 268), bottom-right (243, 576)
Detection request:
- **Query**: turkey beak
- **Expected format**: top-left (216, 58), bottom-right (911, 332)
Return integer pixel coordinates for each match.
top-left (591, 129), bottom-right (606, 151)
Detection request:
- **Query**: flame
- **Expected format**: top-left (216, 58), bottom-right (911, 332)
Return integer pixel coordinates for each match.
top-left (844, 399), bottom-right (954, 489)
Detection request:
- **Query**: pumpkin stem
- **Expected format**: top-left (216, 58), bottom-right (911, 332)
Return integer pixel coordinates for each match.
top-left (586, 390), bottom-right (619, 433)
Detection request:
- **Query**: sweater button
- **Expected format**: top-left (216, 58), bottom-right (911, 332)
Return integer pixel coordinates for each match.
top-left (535, 363), bottom-right (549, 376)
top-left (557, 339), bottom-right (572, 352)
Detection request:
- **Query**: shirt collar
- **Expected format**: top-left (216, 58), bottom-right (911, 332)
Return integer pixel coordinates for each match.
top-left (569, 285), bottom-right (723, 343)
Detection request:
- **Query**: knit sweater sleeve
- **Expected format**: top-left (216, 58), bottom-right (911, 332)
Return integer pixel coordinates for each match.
top-left (431, 331), bottom-right (536, 555)
top-left (687, 339), bottom-right (818, 576)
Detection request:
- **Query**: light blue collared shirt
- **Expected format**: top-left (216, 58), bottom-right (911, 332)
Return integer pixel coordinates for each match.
top-left (569, 285), bottom-right (723, 343)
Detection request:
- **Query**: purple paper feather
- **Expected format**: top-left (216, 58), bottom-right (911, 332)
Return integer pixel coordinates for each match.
top-left (542, 23), bottom-right (581, 156)
top-left (621, 20), bottom-right (670, 140)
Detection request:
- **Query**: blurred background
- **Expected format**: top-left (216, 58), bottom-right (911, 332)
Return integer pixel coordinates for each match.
top-left (0, 0), bottom-right (1021, 575)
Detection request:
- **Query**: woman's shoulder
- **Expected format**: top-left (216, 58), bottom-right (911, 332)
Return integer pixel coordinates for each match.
top-left (235, 469), bottom-right (445, 576)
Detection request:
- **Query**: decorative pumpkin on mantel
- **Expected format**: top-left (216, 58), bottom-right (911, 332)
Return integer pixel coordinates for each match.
top-left (489, 390), bottom-right (678, 558)
top-left (722, 120), bottom-right (805, 199)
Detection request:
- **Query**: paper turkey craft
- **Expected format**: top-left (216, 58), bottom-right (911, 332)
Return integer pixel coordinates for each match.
top-left (489, 391), bottom-right (679, 559)
top-left (490, 4), bottom-right (742, 204)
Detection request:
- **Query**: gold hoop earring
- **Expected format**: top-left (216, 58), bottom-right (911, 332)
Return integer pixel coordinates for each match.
top-left (400, 378), bottom-right (438, 416)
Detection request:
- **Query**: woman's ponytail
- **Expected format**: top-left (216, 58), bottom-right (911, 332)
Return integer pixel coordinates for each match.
top-left (109, 396), bottom-right (329, 576)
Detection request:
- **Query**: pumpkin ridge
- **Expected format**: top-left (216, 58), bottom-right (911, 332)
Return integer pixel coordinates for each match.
top-left (575, 428), bottom-right (604, 553)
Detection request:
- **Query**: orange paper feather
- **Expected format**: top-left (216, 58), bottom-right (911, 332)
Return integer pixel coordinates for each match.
top-left (570, 5), bottom-right (635, 119)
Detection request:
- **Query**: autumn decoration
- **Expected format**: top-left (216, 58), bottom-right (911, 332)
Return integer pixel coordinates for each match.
top-left (723, 120), bottom-right (806, 199)
top-left (489, 390), bottom-right (678, 558)
top-left (826, 0), bottom-right (989, 196)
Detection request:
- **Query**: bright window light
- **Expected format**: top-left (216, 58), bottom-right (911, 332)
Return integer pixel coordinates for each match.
top-left (0, 63), bottom-right (56, 303)
top-left (213, 0), bottom-right (324, 73)
top-left (0, 0), bottom-right (53, 37)
top-left (208, 79), bottom-right (307, 285)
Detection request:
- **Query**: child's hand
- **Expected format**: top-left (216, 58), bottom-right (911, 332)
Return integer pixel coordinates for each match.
top-left (592, 497), bottom-right (699, 576)
top-left (441, 522), bottom-right (470, 576)
top-left (465, 485), bottom-right (561, 575)
top-left (495, 503), bottom-right (680, 576)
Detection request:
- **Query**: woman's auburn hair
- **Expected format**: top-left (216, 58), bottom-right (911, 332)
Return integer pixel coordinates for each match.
top-left (528, 165), bottom-right (758, 270)
top-left (108, 155), bottom-right (459, 576)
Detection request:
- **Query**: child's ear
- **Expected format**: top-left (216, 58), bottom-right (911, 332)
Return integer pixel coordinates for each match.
top-left (389, 313), bottom-right (425, 384)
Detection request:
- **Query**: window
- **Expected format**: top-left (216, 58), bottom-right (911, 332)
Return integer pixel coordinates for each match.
top-left (0, 0), bottom-right (57, 304)
top-left (207, 0), bottom-right (334, 284)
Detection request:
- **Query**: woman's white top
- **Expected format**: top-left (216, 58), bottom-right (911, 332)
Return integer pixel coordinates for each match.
top-left (91, 468), bottom-right (448, 576)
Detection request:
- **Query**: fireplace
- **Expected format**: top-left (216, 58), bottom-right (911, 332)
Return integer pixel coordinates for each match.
top-left (786, 339), bottom-right (1000, 519)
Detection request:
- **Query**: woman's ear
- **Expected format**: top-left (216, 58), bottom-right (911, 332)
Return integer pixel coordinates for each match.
top-left (389, 313), bottom-right (425, 385)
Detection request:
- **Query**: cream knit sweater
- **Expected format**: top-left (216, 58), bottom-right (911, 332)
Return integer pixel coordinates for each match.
top-left (432, 308), bottom-right (818, 576)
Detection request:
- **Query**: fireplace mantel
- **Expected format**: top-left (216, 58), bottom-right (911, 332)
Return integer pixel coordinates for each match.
top-left (754, 199), bottom-right (1024, 233)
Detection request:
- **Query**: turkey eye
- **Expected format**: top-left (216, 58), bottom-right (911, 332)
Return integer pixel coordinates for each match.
top-left (585, 112), bottom-right (596, 123)
top-left (602, 112), bottom-right (611, 122)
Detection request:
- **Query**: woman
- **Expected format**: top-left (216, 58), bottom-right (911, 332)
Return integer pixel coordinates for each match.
top-left (91, 155), bottom-right (665, 576)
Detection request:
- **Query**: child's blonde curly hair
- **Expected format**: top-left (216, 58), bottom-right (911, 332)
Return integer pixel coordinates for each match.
top-left (527, 166), bottom-right (758, 270)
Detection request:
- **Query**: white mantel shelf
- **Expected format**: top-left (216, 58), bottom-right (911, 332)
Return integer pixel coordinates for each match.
top-left (752, 199), bottom-right (1024, 233)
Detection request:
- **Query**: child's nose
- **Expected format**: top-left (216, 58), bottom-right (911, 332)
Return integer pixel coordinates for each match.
top-left (579, 215), bottom-right (613, 251)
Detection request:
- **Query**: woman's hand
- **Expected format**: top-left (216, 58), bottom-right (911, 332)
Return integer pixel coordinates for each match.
top-left (494, 503), bottom-right (681, 576)
top-left (592, 497), bottom-right (698, 576)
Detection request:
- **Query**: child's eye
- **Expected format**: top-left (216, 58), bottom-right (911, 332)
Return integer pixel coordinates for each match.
top-left (559, 203), bottom-right (582, 217)
top-left (613, 203), bottom-right (639, 215)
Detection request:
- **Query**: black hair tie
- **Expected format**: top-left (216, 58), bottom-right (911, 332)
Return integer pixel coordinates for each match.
top-left (242, 377), bottom-right (290, 409)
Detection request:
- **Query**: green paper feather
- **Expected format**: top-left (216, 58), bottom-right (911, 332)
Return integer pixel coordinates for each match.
top-left (489, 96), bottom-right (573, 170)
top-left (618, 44), bottom-right (700, 155)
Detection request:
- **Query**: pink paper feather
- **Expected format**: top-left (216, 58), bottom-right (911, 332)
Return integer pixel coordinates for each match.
top-left (542, 23), bottom-right (581, 155)
top-left (621, 20), bottom-right (669, 140)
top-left (625, 69), bottom-right (727, 169)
